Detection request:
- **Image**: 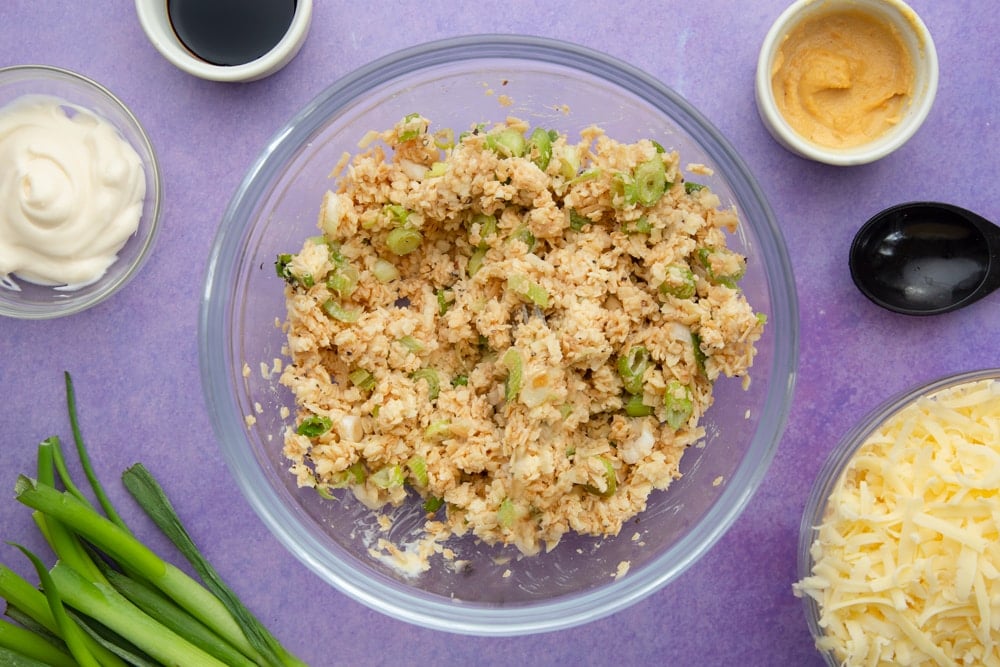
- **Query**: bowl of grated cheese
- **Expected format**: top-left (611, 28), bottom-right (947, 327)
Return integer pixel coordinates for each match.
top-left (795, 368), bottom-right (1000, 666)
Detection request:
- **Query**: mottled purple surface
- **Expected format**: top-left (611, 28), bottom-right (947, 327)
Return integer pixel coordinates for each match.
top-left (2, 2), bottom-right (999, 665)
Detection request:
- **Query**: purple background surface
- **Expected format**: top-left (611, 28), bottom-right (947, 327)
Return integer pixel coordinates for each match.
top-left (2, 2), bottom-right (999, 665)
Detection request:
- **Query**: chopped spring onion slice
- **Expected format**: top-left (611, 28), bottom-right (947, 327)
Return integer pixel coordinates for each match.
top-left (486, 128), bottom-right (526, 157)
top-left (691, 332), bottom-right (708, 375)
top-left (467, 247), bottom-right (487, 277)
top-left (386, 227), bottom-right (423, 256)
top-left (685, 181), bottom-right (705, 194)
top-left (650, 139), bottom-right (666, 153)
top-left (436, 288), bottom-right (452, 316)
top-left (611, 172), bottom-right (638, 208)
top-left (422, 496), bottom-right (444, 513)
top-left (370, 465), bottom-right (405, 489)
top-left (470, 212), bottom-right (497, 238)
top-left (697, 247), bottom-right (746, 289)
top-left (296, 415), bottom-right (332, 437)
top-left (372, 258), bottom-right (399, 283)
top-left (425, 161), bottom-right (448, 178)
top-left (383, 204), bottom-right (410, 225)
top-left (569, 210), bottom-right (590, 231)
top-left (326, 264), bottom-right (359, 296)
top-left (558, 145), bottom-right (580, 179)
top-left (501, 348), bottom-right (524, 401)
top-left (583, 456), bottom-right (617, 497)
top-left (348, 368), bottom-right (376, 392)
top-left (398, 335), bottom-right (425, 354)
top-left (617, 345), bottom-right (651, 395)
top-left (528, 127), bottom-right (553, 171)
top-left (406, 457), bottom-right (430, 488)
top-left (275, 254), bottom-right (294, 282)
top-left (424, 419), bottom-right (452, 439)
top-left (497, 498), bottom-right (518, 528)
top-left (622, 216), bottom-right (652, 234)
top-left (659, 264), bottom-right (696, 299)
top-left (624, 394), bottom-right (654, 417)
top-left (507, 274), bottom-right (549, 308)
top-left (663, 381), bottom-right (694, 429)
top-left (410, 368), bottom-right (441, 401)
top-left (327, 461), bottom-right (367, 488)
top-left (321, 299), bottom-right (361, 323)
top-left (397, 113), bottom-right (426, 142)
top-left (564, 167), bottom-right (601, 188)
top-left (508, 225), bottom-right (536, 252)
top-left (451, 374), bottom-right (468, 387)
top-left (634, 158), bottom-right (667, 206)
top-left (432, 128), bottom-right (454, 149)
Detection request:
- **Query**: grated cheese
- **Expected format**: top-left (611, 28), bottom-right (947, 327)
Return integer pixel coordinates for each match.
top-left (794, 378), bottom-right (1000, 666)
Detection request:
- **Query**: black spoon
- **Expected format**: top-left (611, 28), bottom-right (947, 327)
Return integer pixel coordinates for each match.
top-left (849, 202), bottom-right (1000, 316)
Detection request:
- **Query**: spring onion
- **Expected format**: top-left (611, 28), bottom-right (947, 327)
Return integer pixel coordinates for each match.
top-left (296, 415), bottom-right (332, 437)
top-left (410, 368), bottom-right (441, 401)
top-left (582, 457), bottom-right (617, 498)
top-left (406, 457), bottom-right (430, 488)
top-left (470, 212), bottom-right (497, 238)
top-left (451, 374), bottom-right (468, 387)
top-left (624, 394), bottom-right (654, 417)
top-left (274, 254), bottom-right (313, 288)
top-left (634, 159), bottom-right (667, 206)
top-left (383, 204), bottom-right (410, 225)
top-left (501, 348), bottom-right (524, 401)
top-left (348, 368), bottom-right (376, 392)
top-left (425, 161), bottom-right (448, 178)
top-left (617, 345), bottom-right (651, 395)
top-left (697, 247), bottom-right (746, 289)
top-left (691, 332), bottom-right (708, 376)
top-left (466, 248), bottom-right (487, 278)
top-left (372, 258), bottom-right (399, 283)
top-left (436, 288), bottom-right (452, 316)
top-left (528, 127), bottom-right (553, 171)
top-left (659, 264), bottom-right (696, 299)
top-left (663, 381), bottom-right (694, 429)
top-left (386, 227), bottom-right (423, 256)
top-left (396, 113), bottom-right (426, 142)
top-left (398, 335), bottom-right (425, 354)
top-left (508, 225), bottom-right (536, 252)
top-left (507, 274), bottom-right (549, 308)
top-left (424, 419), bottom-right (452, 439)
top-left (422, 496), bottom-right (444, 513)
top-left (326, 263), bottom-right (359, 296)
top-left (485, 128), bottom-right (526, 158)
top-left (621, 216), bottom-right (652, 235)
top-left (321, 299), bottom-right (362, 323)
top-left (611, 172), bottom-right (638, 208)
top-left (432, 127), bottom-right (454, 150)
top-left (497, 499), bottom-right (518, 528)
top-left (370, 465), bottom-right (405, 489)
top-left (684, 181), bottom-right (705, 195)
top-left (569, 210), bottom-right (590, 232)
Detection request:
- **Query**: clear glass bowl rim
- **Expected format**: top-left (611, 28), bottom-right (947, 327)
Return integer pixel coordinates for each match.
top-left (797, 367), bottom-right (1000, 664)
top-left (200, 34), bottom-right (799, 636)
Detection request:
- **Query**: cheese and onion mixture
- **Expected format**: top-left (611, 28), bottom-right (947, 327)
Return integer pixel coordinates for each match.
top-left (795, 378), bottom-right (1000, 666)
top-left (277, 114), bottom-right (764, 556)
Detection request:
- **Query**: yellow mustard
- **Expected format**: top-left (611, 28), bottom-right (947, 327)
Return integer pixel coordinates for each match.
top-left (771, 8), bottom-right (915, 149)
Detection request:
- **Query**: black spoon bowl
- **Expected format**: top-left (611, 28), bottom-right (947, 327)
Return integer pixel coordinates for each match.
top-left (849, 202), bottom-right (1000, 316)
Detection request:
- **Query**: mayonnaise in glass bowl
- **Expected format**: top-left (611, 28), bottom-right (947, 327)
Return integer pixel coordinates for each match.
top-left (0, 65), bottom-right (162, 319)
top-left (200, 35), bottom-right (799, 636)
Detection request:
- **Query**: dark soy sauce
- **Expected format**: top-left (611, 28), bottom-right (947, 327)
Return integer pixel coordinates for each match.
top-left (167, 0), bottom-right (297, 67)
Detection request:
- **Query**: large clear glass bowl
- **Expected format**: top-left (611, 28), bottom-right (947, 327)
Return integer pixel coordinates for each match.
top-left (200, 35), bottom-right (799, 636)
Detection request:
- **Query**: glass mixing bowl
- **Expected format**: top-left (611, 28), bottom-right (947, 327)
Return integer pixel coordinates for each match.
top-left (200, 35), bottom-right (798, 636)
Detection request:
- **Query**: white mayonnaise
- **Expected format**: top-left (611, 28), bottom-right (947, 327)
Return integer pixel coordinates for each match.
top-left (0, 95), bottom-right (145, 289)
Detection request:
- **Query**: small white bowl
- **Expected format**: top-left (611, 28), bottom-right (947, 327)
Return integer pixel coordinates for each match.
top-left (0, 65), bottom-right (162, 320)
top-left (756, 0), bottom-right (938, 166)
top-left (134, 0), bottom-right (313, 83)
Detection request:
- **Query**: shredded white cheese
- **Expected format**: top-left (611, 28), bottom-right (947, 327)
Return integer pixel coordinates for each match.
top-left (794, 378), bottom-right (1000, 666)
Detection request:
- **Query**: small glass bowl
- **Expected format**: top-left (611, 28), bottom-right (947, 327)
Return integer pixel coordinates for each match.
top-left (0, 65), bottom-right (162, 319)
top-left (756, 0), bottom-right (938, 166)
top-left (201, 35), bottom-right (799, 636)
top-left (798, 368), bottom-right (1000, 665)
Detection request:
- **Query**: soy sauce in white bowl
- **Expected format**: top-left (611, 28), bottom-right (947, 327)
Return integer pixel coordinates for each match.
top-left (167, 0), bottom-right (296, 66)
